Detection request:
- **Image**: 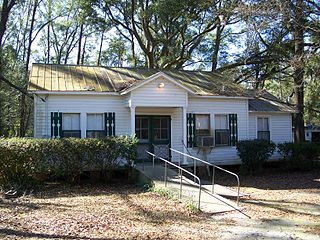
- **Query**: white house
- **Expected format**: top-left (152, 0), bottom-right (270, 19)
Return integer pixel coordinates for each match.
top-left (28, 64), bottom-right (295, 165)
top-left (305, 125), bottom-right (320, 142)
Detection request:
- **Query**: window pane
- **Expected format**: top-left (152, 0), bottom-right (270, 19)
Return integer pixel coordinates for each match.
top-left (63, 113), bottom-right (80, 130)
top-left (154, 119), bottom-right (160, 128)
top-left (154, 129), bottom-right (161, 140)
top-left (141, 118), bottom-right (149, 128)
top-left (215, 115), bottom-right (228, 129)
top-left (196, 115), bottom-right (210, 130)
top-left (161, 118), bottom-right (168, 128)
top-left (63, 115), bottom-right (72, 130)
top-left (215, 130), bottom-right (230, 146)
top-left (161, 129), bottom-right (168, 139)
top-left (264, 118), bottom-right (269, 130)
top-left (258, 117), bottom-right (269, 131)
top-left (141, 129), bottom-right (149, 139)
top-left (258, 131), bottom-right (270, 141)
top-left (62, 130), bottom-right (81, 138)
top-left (257, 118), bottom-right (263, 131)
top-left (87, 114), bottom-right (103, 130)
top-left (86, 131), bottom-right (105, 138)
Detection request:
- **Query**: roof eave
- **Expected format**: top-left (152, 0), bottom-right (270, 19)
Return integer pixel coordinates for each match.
top-left (29, 90), bottom-right (120, 96)
top-left (249, 110), bottom-right (297, 114)
top-left (194, 94), bottom-right (252, 99)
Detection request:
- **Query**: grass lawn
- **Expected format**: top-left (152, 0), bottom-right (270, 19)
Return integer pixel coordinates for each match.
top-left (0, 169), bottom-right (319, 240)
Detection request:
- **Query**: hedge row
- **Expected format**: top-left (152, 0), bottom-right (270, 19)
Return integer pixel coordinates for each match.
top-left (236, 140), bottom-right (320, 174)
top-left (278, 142), bottom-right (320, 170)
top-left (0, 136), bottom-right (138, 189)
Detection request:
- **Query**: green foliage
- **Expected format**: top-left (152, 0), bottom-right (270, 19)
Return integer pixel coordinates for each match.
top-left (185, 201), bottom-right (200, 213)
top-left (0, 45), bottom-right (30, 137)
top-left (101, 37), bottom-right (127, 67)
top-left (0, 136), bottom-right (138, 189)
top-left (236, 139), bottom-right (276, 175)
top-left (278, 142), bottom-right (320, 170)
top-left (148, 186), bottom-right (175, 199)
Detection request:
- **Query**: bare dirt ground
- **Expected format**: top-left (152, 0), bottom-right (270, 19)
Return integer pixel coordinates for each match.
top-left (0, 169), bottom-right (319, 240)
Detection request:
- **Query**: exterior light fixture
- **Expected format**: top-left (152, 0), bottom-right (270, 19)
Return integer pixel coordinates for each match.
top-left (158, 82), bottom-right (165, 88)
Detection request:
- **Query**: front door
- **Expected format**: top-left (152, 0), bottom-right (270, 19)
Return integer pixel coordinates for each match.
top-left (136, 115), bottom-right (171, 161)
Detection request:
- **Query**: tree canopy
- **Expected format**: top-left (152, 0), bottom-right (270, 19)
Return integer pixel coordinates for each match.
top-left (0, 0), bottom-right (319, 141)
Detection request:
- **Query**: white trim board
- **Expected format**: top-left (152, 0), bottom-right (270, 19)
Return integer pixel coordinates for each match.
top-left (120, 72), bottom-right (196, 95)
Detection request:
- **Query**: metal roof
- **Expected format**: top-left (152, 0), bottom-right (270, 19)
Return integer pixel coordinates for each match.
top-left (28, 64), bottom-right (250, 97)
top-left (249, 91), bottom-right (295, 113)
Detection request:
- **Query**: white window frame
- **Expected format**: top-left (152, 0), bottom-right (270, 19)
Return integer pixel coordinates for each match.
top-left (61, 113), bottom-right (81, 138)
top-left (86, 113), bottom-right (105, 138)
top-left (256, 116), bottom-right (272, 141)
top-left (214, 114), bottom-right (230, 147)
top-left (195, 114), bottom-right (211, 136)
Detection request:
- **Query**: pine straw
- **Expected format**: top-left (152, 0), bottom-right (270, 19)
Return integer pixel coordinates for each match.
top-left (0, 170), bottom-right (319, 239)
top-left (0, 185), bottom-right (219, 240)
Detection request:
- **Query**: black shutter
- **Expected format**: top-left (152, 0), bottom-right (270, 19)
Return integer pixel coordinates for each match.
top-left (229, 114), bottom-right (238, 146)
top-left (187, 113), bottom-right (196, 147)
top-left (105, 112), bottom-right (115, 136)
top-left (51, 112), bottom-right (62, 138)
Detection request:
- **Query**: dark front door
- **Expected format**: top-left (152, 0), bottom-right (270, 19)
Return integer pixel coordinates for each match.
top-left (136, 115), bottom-right (171, 161)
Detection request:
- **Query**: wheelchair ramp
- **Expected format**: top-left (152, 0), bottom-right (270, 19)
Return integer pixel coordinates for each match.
top-left (135, 163), bottom-right (242, 214)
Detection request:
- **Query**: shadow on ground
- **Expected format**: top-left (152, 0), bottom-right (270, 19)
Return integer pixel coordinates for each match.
top-left (0, 228), bottom-right (113, 240)
top-left (213, 169), bottom-right (320, 190)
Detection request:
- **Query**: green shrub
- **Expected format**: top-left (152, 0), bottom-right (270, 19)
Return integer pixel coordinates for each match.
top-left (0, 136), bottom-right (138, 189)
top-left (236, 139), bottom-right (276, 175)
top-left (278, 142), bottom-right (320, 170)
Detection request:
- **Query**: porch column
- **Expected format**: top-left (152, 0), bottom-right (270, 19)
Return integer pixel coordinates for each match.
top-left (130, 106), bottom-right (136, 136)
top-left (182, 107), bottom-right (187, 162)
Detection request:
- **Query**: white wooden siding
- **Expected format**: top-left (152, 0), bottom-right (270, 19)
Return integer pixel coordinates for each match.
top-left (34, 96), bottom-right (47, 138)
top-left (185, 97), bottom-right (248, 165)
top-left (248, 113), bottom-right (293, 143)
top-left (130, 76), bottom-right (187, 107)
top-left (33, 92), bottom-right (293, 165)
top-left (248, 112), bottom-right (293, 160)
top-left (35, 95), bottom-right (130, 138)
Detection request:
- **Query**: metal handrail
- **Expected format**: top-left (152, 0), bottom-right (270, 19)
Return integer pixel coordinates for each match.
top-left (146, 151), bottom-right (202, 210)
top-left (171, 146), bottom-right (241, 205)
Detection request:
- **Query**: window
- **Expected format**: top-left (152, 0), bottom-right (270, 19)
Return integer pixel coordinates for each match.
top-left (135, 117), bottom-right (149, 142)
top-left (195, 114), bottom-right (210, 135)
top-left (87, 113), bottom-right (105, 138)
top-left (154, 117), bottom-right (169, 140)
top-left (257, 117), bottom-right (270, 140)
top-left (215, 115), bottom-right (230, 146)
top-left (62, 113), bottom-right (81, 138)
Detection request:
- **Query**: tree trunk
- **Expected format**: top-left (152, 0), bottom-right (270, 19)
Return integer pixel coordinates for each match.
top-left (97, 32), bottom-right (104, 66)
top-left (19, 0), bottom-right (38, 137)
top-left (211, 25), bottom-right (222, 71)
top-left (81, 36), bottom-right (87, 65)
top-left (47, 0), bottom-right (52, 64)
top-left (130, 32), bottom-right (137, 67)
top-left (47, 24), bottom-right (50, 63)
top-left (293, 0), bottom-right (305, 143)
top-left (77, 23), bottom-right (84, 65)
top-left (0, 0), bottom-right (16, 46)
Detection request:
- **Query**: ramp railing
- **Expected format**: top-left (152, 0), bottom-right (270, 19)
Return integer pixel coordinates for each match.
top-left (146, 151), bottom-right (202, 210)
top-left (171, 146), bottom-right (241, 206)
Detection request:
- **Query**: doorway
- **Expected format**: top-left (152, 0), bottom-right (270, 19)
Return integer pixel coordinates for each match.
top-left (135, 115), bottom-right (171, 161)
